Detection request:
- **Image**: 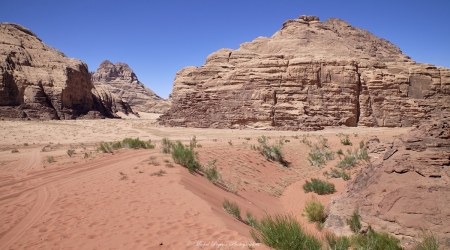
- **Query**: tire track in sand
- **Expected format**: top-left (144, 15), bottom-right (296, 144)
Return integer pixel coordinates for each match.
top-left (0, 150), bottom-right (150, 249)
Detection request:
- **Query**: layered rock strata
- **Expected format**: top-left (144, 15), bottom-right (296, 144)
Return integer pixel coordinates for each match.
top-left (0, 23), bottom-right (130, 119)
top-left (159, 15), bottom-right (450, 130)
top-left (325, 117), bottom-right (450, 246)
top-left (91, 60), bottom-right (170, 113)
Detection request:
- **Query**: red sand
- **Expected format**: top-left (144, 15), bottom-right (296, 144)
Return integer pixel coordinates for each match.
top-left (0, 117), bottom-right (410, 249)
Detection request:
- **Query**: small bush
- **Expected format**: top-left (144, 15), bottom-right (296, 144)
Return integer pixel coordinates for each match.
top-left (171, 141), bottom-right (200, 173)
top-left (257, 135), bottom-right (288, 166)
top-left (67, 149), bottom-right (75, 157)
top-left (122, 138), bottom-right (154, 149)
top-left (46, 156), bottom-right (55, 163)
top-left (351, 227), bottom-right (402, 250)
top-left (98, 142), bottom-right (112, 153)
top-left (304, 198), bottom-right (326, 223)
top-left (84, 152), bottom-right (90, 158)
top-left (250, 213), bottom-right (322, 250)
top-left (323, 168), bottom-right (351, 181)
top-left (11, 149), bottom-right (19, 153)
top-left (337, 149), bottom-right (343, 155)
top-left (203, 159), bottom-right (222, 184)
top-left (24, 143), bottom-right (29, 146)
top-left (324, 232), bottom-right (350, 250)
top-left (228, 140), bottom-right (233, 146)
top-left (246, 211), bottom-right (259, 229)
top-left (346, 208), bottom-right (362, 234)
top-left (111, 141), bottom-right (122, 149)
top-left (336, 155), bottom-right (358, 169)
top-left (119, 172), bottom-right (128, 180)
top-left (222, 199), bottom-right (242, 220)
top-left (414, 230), bottom-right (439, 250)
top-left (303, 178), bottom-right (335, 195)
top-left (150, 169), bottom-right (166, 177)
top-left (161, 138), bottom-right (172, 154)
top-left (307, 145), bottom-right (334, 167)
top-left (341, 135), bottom-right (352, 146)
top-left (316, 135), bottom-right (328, 148)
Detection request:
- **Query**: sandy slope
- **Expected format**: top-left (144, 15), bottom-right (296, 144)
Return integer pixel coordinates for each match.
top-left (0, 114), bottom-right (410, 249)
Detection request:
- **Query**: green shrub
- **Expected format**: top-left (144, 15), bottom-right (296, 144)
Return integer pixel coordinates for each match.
top-left (307, 145), bottom-right (334, 167)
top-left (324, 232), bottom-right (350, 250)
top-left (323, 168), bottom-right (351, 181)
top-left (246, 211), bottom-right (259, 229)
top-left (346, 208), bottom-right (362, 234)
top-left (250, 213), bottom-right (322, 250)
top-left (150, 169), bottom-right (166, 177)
top-left (46, 156), bottom-right (55, 163)
top-left (337, 149), bottom-right (344, 155)
top-left (11, 149), bottom-right (19, 153)
top-left (111, 141), bottom-right (122, 149)
top-left (414, 230), bottom-right (439, 250)
top-left (171, 141), bottom-right (200, 173)
top-left (222, 199), bottom-right (242, 220)
top-left (122, 138), bottom-right (154, 149)
top-left (351, 227), bottom-right (402, 250)
top-left (67, 149), bottom-right (75, 157)
top-left (98, 142), bottom-right (112, 153)
top-left (316, 135), bottom-right (328, 148)
top-left (161, 138), bottom-right (172, 154)
top-left (203, 159), bottom-right (222, 183)
top-left (256, 136), bottom-right (288, 166)
top-left (336, 155), bottom-right (358, 169)
top-left (304, 198), bottom-right (326, 223)
top-left (303, 178), bottom-right (335, 195)
top-left (341, 135), bottom-right (352, 146)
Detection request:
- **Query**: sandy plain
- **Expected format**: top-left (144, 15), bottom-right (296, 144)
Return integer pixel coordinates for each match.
top-left (0, 113), bottom-right (411, 249)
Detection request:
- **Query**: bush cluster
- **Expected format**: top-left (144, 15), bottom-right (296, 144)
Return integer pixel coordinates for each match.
top-left (256, 135), bottom-right (288, 166)
top-left (98, 138), bottom-right (155, 153)
top-left (323, 168), bottom-right (351, 180)
top-left (303, 178), bottom-right (336, 195)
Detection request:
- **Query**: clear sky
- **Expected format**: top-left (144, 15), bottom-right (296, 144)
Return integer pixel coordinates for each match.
top-left (2, 0), bottom-right (449, 98)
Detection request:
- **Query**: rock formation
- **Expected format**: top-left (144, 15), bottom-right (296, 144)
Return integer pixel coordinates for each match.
top-left (91, 60), bottom-right (170, 113)
top-left (159, 15), bottom-right (450, 130)
top-left (0, 23), bottom-right (131, 120)
top-left (325, 117), bottom-right (450, 246)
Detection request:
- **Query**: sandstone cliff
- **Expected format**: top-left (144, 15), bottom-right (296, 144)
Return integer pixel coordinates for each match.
top-left (325, 117), bottom-right (450, 245)
top-left (0, 23), bottom-right (131, 120)
top-left (91, 60), bottom-right (170, 113)
top-left (159, 15), bottom-right (450, 130)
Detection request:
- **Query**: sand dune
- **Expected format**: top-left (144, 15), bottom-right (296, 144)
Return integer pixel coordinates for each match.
top-left (0, 114), bottom-right (410, 249)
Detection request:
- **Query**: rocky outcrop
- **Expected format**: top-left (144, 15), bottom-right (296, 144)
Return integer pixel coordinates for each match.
top-left (91, 60), bottom-right (170, 113)
top-left (325, 117), bottom-right (450, 246)
top-left (0, 23), bottom-right (127, 120)
top-left (159, 15), bottom-right (450, 130)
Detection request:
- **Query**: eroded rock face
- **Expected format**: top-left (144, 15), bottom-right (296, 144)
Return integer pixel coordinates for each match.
top-left (91, 60), bottom-right (170, 113)
top-left (325, 117), bottom-right (450, 246)
top-left (159, 15), bottom-right (450, 130)
top-left (0, 23), bottom-right (120, 120)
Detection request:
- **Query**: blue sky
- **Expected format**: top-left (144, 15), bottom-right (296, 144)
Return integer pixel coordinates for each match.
top-left (2, 0), bottom-right (449, 98)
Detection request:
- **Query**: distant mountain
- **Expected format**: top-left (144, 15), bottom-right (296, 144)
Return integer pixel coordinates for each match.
top-left (91, 60), bottom-right (170, 113)
top-left (159, 15), bottom-right (450, 130)
top-left (0, 23), bottom-right (133, 120)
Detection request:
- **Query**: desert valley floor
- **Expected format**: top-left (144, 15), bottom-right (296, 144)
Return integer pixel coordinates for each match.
top-left (0, 113), bottom-right (412, 249)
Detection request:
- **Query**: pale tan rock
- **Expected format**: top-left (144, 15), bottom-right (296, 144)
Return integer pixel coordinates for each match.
top-left (325, 118), bottom-right (450, 246)
top-left (159, 16), bottom-right (450, 130)
top-left (0, 23), bottom-right (123, 120)
top-left (91, 60), bottom-right (170, 113)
